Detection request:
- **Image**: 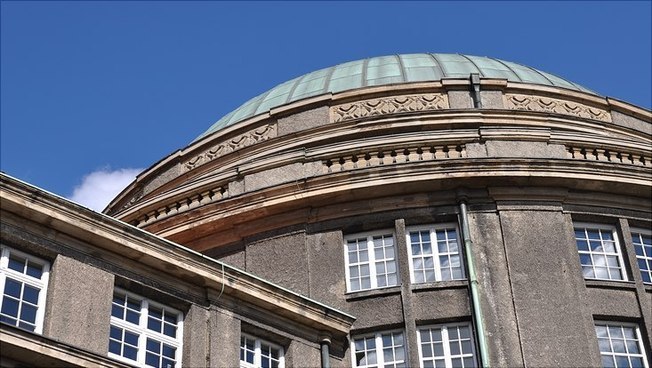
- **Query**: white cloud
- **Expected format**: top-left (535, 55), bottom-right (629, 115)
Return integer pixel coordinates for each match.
top-left (69, 168), bottom-right (142, 212)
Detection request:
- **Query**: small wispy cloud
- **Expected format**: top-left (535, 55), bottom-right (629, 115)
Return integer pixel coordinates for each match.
top-left (69, 168), bottom-right (142, 212)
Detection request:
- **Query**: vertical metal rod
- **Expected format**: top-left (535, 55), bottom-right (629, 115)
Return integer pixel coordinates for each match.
top-left (459, 200), bottom-right (490, 367)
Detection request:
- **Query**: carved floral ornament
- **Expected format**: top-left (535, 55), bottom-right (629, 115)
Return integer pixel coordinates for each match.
top-left (185, 124), bottom-right (277, 171)
top-left (505, 93), bottom-right (611, 122)
top-left (330, 93), bottom-right (449, 123)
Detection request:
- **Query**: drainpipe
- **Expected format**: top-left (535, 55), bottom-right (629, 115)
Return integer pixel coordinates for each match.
top-left (320, 335), bottom-right (331, 368)
top-left (470, 73), bottom-right (482, 108)
top-left (458, 199), bottom-right (490, 367)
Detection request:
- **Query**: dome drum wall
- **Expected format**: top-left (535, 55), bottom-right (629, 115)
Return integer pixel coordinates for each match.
top-left (108, 77), bottom-right (649, 217)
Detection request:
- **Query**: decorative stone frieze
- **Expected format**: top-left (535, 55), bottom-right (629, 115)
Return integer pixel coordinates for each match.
top-left (185, 124), bottom-right (277, 171)
top-left (330, 93), bottom-right (449, 123)
top-left (566, 146), bottom-right (651, 166)
top-left (132, 185), bottom-right (228, 227)
top-left (324, 144), bottom-right (466, 173)
top-left (505, 94), bottom-right (611, 122)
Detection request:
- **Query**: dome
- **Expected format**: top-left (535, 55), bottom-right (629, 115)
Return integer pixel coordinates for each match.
top-left (195, 53), bottom-right (596, 140)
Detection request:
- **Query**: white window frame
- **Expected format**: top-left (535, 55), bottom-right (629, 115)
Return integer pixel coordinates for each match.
top-left (417, 322), bottom-right (477, 368)
top-left (631, 228), bottom-right (652, 284)
top-left (344, 230), bottom-right (399, 292)
top-left (594, 321), bottom-right (649, 368)
top-left (406, 224), bottom-right (466, 284)
top-left (240, 333), bottom-right (285, 368)
top-left (574, 223), bottom-right (628, 281)
top-left (108, 288), bottom-right (184, 368)
top-left (351, 330), bottom-right (406, 368)
top-left (0, 245), bottom-right (50, 334)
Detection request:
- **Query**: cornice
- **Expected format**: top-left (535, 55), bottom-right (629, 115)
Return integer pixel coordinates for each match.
top-left (0, 173), bottom-right (355, 336)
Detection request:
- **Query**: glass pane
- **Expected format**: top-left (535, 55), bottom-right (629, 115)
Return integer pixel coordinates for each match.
top-left (433, 342), bottom-right (444, 356)
top-left (147, 338), bottom-right (160, 353)
top-left (598, 338), bottom-right (612, 352)
top-left (26, 262), bottom-right (43, 279)
top-left (20, 304), bottom-right (37, 323)
top-left (450, 341), bottom-right (460, 355)
top-left (577, 240), bottom-right (589, 251)
top-left (8, 256), bottom-right (24, 272)
top-left (110, 326), bottom-right (122, 340)
top-left (461, 340), bottom-right (473, 353)
top-left (145, 352), bottom-right (159, 367)
top-left (22, 285), bottom-right (39, 305)
top-left (112, 304), bottom-right (123, 318)
top-left (4, 279), bottom-right (21, 298)
top-left (109, 340), bottom-right (121, 355)
top-left (148, 317), bottom-right (162, 333)
top-left (1, 298), bottom-right (19, 317)
top-left (126, 310), bottom-right (140, 324)
top-left (603, 242), bottom-right (616, 253)
top-left (609, 326), bottom-right (624, 339)
top-left (615, 356), bottom-right (629, 368)
top-left (626, 340), bottom-right (640, 354)
top-left (164, 324), bottom-right (177, 338)
top-left (612, 339), bottom-right (626, 353)
top-left (451, 358), bottom-right (463, 368)
top-left (463, 357), bottom-right (474, 367)
top-left (422, 343), bottom-right (433, 357)
top-left (125, 330), bottom-right (139, 346)
top-left (163, 344), bottom-right (176, 358)
top-left (162, 358), bottom-right (176, 368)
top-left (124, 345), bottom-right (138, 360)
top-left (602, 356), bottom-right (615, 368)
top-left (595, 325), bottom-right (608, 338)
top-left (630, 357), bottom-right (644, 368)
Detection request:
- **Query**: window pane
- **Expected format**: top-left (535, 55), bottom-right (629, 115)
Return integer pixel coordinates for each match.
top-left (1, 298), bottom-right (19, 318)
top-left (4, 279), bottom-right (21, 298)
top-left (20, 304), bottom-right (37, 323)
top-left (23, 285), bottom-right (39, 304)
top-left (26, 262), bottom-right (43, 279)
top-left (8, 256), bottom-right (24, 272)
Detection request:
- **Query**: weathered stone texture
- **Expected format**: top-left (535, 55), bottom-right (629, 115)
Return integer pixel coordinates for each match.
top-left (485, 140), bottom-right (566, 158)
top-left (499, 210), bottom-right (596, 367)
top-left (209, 309), bottom-right (241, 368)
top-left (447, 91), bottom-right (474, 109)
top-left (43, 255), bottom-right (114, 355)
top-left (411, 288), bottom-right (470, 321)
top-left (306, 231), bottom-right (347, 309)
top-left (278, 106), bottom-right (329, 136)
top-left (246, 232), bottom-right (310, 296)
top-left (285, 340), bottom-right (322, 368)
top-left (468, 212), bottom-right (524, 367)
top-left (182, 305), bottom-right (210, 367)
top-left (611, 110), bottom-right (652, 135)
top-left (480, 91), bottom-right (504, 109)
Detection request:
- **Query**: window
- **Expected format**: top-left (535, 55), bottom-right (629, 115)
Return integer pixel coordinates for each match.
top-left (352, 331), bottom-right (406, 368)
top-left (631, 229), bottom-right (652, 284)
top-left (109, 288), bottom-right (183, 368)
top-left (240, 333), bottom-right (284, 368)
top-left (0, 245), bottom-right (49, 333)
top-left (594, 322), bottom-right (649, 368)
top-left (417, 323), bottom-right (476, 368)
top-left (574, 224), bottom-right (627, 281)
top-left (345, 232), bottom-right (398, 292)
top-left (407, 225), bottom-right (465, 284)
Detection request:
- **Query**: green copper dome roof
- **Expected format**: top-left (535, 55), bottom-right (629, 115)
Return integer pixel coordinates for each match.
top-left (196, 53), bottom-right (595, 141)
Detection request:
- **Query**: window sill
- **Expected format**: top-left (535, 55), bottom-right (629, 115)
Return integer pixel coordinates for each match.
top-left (585, 279), bottom-right (637, 291)
top-left (411, 280), bottom-right (468, 293)
top-left (345, 286), bottom-right (402, 301)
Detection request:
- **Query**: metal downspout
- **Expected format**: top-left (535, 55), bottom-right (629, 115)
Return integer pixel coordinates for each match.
top-left (459, 200), bottom-right (490, 367)
top-left (320, 335), bottom-right (331, 368)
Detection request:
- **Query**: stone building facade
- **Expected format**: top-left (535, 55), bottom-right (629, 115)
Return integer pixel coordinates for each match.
top-left (2, 54), bottom-right (651, 367)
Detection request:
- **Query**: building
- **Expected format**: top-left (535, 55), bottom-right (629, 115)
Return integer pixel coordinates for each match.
top-left (1, 53), bottom-right (651, 367)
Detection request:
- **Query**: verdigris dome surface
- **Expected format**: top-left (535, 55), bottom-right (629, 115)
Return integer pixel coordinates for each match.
top-left (196, 53), bottom-right (595, 140)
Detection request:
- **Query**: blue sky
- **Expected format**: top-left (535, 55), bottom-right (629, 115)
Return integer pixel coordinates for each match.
top-left (1, 1), bottom-right (651, 210)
